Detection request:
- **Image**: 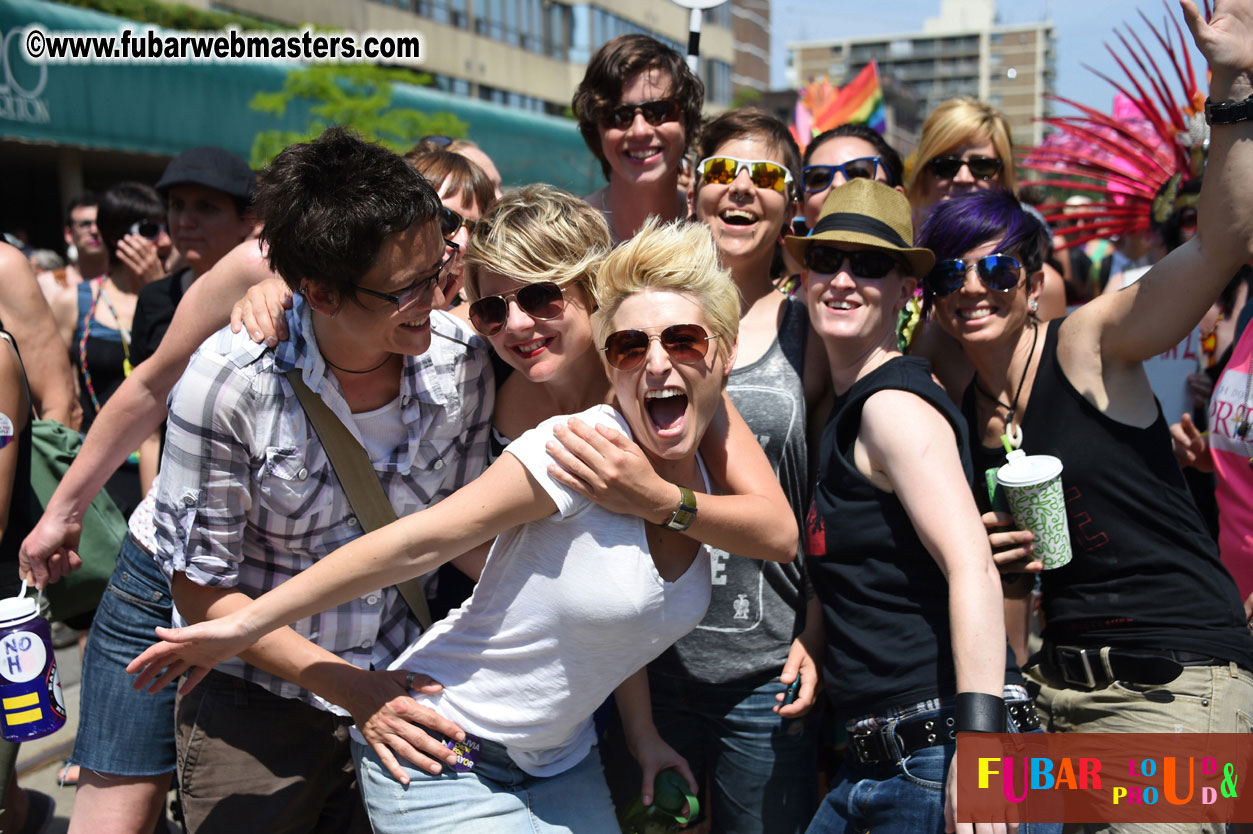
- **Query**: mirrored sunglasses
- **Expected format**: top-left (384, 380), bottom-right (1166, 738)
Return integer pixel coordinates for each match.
top-left (928, 155), bottom-right (1003, 180)
top-left (468, 281), bottom-right (566, 336)
top-left (803, 245), bottom-right (899, 279)
top-left (602, 98), bottom-right (682, 130)
top-left (802, 157), bottom-right (887, 193)
top-left (697, 156), bottom-right (793, 194)
top-left (602, 324), bottom-right (717, 372)
top-left (926, 253), bottom-right (1022, 297)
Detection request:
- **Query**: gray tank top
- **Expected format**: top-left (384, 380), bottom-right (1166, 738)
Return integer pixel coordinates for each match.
top-left (651, 295), bottom-right (810, 684)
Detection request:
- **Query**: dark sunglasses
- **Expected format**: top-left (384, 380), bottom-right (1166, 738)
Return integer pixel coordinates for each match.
top-left (697, 156), bottom-right (793, 194)
top-left (928, 155), bottom-right (1003, 180)
top-left (439, 206), bottom-right (476, 240)
top-left (354, 241), bottom-right (460, 311)
top-left (602, 98), bottom-right (681, 130)
top-left (468, 281), bottom-right (566, 336)
top-left (803, 245), bottom-right (899, 279)
top-left (128, 220), bottom-right (167, 240)
top-left (602, 324), bottom-right (718, 372)
top-left (802, 157), bottom-right (887, 193)
top-left (926, 253), bottom-right (1022, 297)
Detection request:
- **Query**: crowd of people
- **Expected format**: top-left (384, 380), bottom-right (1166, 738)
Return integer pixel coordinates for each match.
top-left (0, 1), bottom-right (1250, 833)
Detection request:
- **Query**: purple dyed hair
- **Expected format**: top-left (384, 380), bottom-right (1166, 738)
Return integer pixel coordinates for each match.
top-left (915, 189), bottom-right (1048, 310)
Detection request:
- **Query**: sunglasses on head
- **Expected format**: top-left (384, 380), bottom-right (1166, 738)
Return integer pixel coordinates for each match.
top-left (468, 281), bottom-right (566, 336)
top-left (602, 324), bottom-right (717, 372)
top-left (354, 241), bottom-right (460, 311)
top-left (927, 155), bottom-right (1003, 180)
top-left (602, 98), bottom-right (681, 130)
top-left (128, 220), bottom-right (167, 240)
top-left (439, 206), bottom-right (476, 240)
top-left (803, 245), bottom-right (899, 279)
top-left (926, 253), bottom-right (1022, 297)
top-left (697, 156), bottom-right (793, 194)
top-left (802, 157), bottom-right (887, 193)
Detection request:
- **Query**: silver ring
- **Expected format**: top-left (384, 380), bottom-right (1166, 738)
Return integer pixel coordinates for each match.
top-left (404, 671), bottom-right (416, 690)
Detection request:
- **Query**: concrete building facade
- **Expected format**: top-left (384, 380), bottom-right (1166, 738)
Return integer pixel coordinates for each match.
top-left (787, 0), bottom-right (1055, 148)
top-left (200, 0), bottom-right (766, 113)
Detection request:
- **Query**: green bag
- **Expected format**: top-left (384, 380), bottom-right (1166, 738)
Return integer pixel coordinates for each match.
top-left (27, 419), bottom-right (127, 622)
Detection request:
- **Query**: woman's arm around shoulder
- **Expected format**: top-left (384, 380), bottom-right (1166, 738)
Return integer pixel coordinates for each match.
top-left (545, 396), bottom-right (797, 562)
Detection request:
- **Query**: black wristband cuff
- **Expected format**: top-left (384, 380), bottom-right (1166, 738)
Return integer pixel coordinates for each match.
top-left (955, 692), bottom-right (1005, 733)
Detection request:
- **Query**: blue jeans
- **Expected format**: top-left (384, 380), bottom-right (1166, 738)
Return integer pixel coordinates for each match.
top-left (71, 533), bottom-right (177, 775)
top-left (352, 737), bottom-right (619, 834)
top-left (806, 707), bottom-right (1061, 834)
top-left (648, 672), bottom-right (818, 834)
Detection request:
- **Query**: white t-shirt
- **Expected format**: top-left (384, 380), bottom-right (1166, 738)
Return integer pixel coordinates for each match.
top-left (389, 404), bottom-right (713, 776)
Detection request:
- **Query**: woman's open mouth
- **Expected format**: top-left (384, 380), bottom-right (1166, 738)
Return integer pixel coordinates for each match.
top-left (644, 386), bottom-right (688, 436)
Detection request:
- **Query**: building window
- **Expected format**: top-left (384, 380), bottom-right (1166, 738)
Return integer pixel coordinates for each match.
top-left (702, 58), bottom-right (732, 105)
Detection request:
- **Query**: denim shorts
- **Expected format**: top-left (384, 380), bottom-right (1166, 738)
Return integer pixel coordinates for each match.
top-left (70, 533), bottom-right (177, 775)
top-left (352, 734), bottom-right (619, 834)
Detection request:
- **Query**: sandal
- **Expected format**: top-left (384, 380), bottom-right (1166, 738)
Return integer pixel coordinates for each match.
top-left (55, 760), bottom-right (79, 787)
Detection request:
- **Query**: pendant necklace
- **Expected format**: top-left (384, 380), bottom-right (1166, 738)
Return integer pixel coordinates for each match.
top-left (974, 321), bottom-right (1039, 451)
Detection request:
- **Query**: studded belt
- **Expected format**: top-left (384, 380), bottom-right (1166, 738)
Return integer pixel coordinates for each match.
top-left (848, 699), bottom-right (1040, 765)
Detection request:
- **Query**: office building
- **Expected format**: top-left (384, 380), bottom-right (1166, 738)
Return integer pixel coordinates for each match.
top-left (202, 0), bottom-right (762, 112)
top-left (788, 0), bottom-right (1056, 147)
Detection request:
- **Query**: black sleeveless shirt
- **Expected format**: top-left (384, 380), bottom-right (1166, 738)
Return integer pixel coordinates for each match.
top-left (807, 356), bottom-right (1020, 719)
top-left (966, 319), bottom-right (1253, 668)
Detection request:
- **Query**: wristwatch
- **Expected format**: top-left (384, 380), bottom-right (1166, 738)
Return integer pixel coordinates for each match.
top-left (1205, 94), bottom-right (1253, 125)
top-left (661, 485), bottom-right (698, 531)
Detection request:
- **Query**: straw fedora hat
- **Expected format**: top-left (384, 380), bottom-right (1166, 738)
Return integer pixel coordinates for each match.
top-left (784, 179), bottom-right (934, 278)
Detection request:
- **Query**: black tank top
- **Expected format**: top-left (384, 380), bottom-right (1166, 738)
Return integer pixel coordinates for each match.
top-left (967, 319), bottom-right (1253, 667)
top-left (807, 356), bottom-right (1020, 718)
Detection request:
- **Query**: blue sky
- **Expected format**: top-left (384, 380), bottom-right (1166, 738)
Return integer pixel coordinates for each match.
top-left (770, 0), bottom-right (1207, 112)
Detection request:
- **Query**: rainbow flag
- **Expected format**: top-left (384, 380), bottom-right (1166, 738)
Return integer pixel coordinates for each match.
top-left (791, 61), bottom-right (886, 151)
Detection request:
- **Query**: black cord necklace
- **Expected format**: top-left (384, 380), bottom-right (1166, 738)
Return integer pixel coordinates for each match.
top-left (974, 321), bottom-right (1039, 450)
top-left (323, 353), bottom-right (394, 375)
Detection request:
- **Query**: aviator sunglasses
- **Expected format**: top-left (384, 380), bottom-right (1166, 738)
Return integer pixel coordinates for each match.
top-left (697, 156), bottom-right (793, 194)
top-left (439, 206), bottom-right (476, 240)
top-left (802, 157), bottom-right (888, 193)
top-left (926, 253), bottom-right (1022, 297)
top-left (468, 281), bottom-right (566, 336)
top-left (354, 241), bottom-right (460, 311)
top-left (803, 245), bottom-right (900, 279)
top-left (602, 324), bottom-right (718, 372)
top-left (602, 98), bottom-right (682, 130)
top-left (928, 155), bottom-right (1003, 180)
top-left (128, 220), bottom-right (168, 240)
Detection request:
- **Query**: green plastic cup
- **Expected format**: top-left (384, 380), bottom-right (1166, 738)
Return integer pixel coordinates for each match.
top-left (996, 450), bottom-right (1072, 570)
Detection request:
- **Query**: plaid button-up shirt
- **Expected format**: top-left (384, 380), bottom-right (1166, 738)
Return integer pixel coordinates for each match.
top-left (154, 300), bottom-right (494, 713)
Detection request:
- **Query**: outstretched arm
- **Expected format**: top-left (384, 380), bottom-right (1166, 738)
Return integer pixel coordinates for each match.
top-left (19, 240), bottom-right (273, 588)
top-left (1081, 0), bottom-right (1253, 363)
top-left (128, 453), bottom-right (557, 682)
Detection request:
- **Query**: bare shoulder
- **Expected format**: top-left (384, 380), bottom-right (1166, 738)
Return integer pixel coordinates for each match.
top-left (860, 387), bottom-right (956, 451)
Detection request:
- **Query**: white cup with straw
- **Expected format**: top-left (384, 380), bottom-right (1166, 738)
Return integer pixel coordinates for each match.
top-left (996, 449), bottom-right (1073, 570)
